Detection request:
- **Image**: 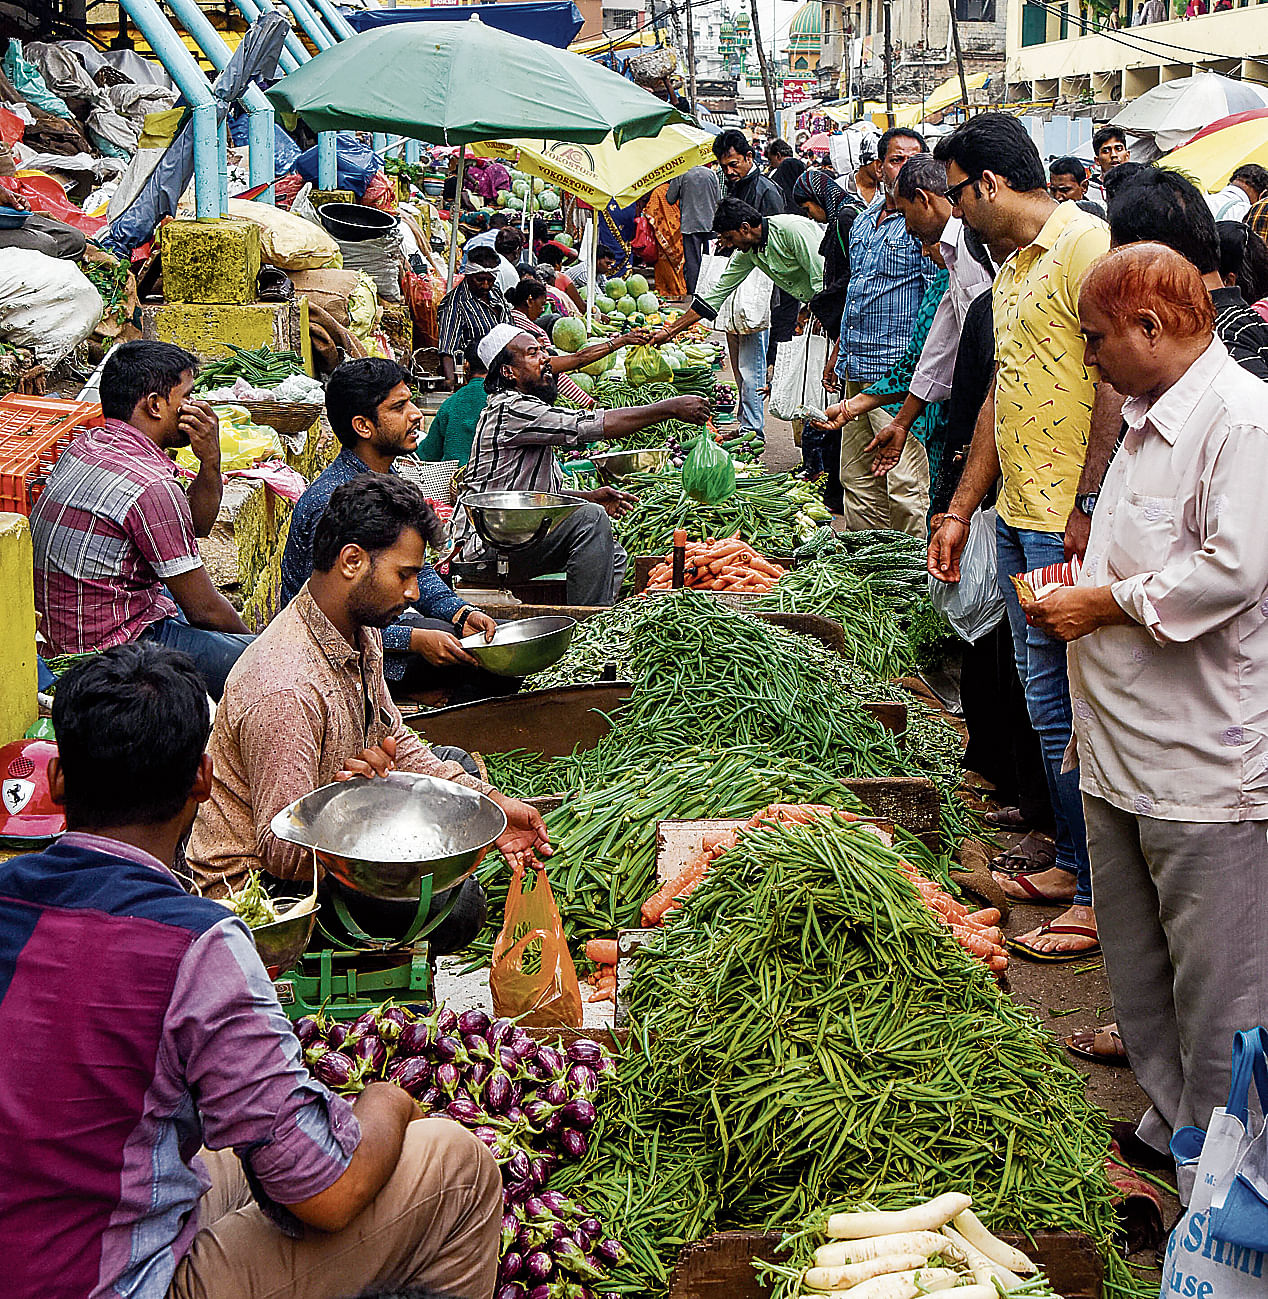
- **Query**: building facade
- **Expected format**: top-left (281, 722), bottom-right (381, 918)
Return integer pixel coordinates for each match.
top-left (1006, 0), bottom-right (1268, 105)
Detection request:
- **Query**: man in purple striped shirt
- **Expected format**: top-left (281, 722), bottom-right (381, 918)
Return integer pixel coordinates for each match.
top-left (0, 644), bottom-right (501, 1299)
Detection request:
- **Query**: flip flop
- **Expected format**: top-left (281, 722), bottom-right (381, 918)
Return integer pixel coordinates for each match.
top-left (991, 831), bottom-right (1057, 873)
top-left (1007, 921), bottom-right (1101, 963)
top-left (1065, 1024), bottom-right (1128, 1066)
top-left (993, 868), bottom-right (1077, 907)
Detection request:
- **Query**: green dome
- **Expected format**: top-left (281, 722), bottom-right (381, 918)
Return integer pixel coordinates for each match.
top-left (786, 0), bottom-right (822, 48)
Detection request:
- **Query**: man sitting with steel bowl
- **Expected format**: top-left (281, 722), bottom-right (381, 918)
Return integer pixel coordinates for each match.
top-left (187, 473), bottom-right (550, 954)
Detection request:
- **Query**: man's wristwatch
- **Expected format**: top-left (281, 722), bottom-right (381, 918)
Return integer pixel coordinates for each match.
top-left (1074, 492), bottom-right (1099, 516)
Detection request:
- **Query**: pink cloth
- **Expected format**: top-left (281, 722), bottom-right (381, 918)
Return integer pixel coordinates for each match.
top-left (474, 160), bottom-right (511, 203)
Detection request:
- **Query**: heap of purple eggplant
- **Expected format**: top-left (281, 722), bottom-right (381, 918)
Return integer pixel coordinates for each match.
top-left (297, 1002), bottom-right (624, 1299)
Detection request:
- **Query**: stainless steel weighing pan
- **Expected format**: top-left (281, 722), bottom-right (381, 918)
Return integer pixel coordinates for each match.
top-left (462, 491), bottom-right (582, 549)
top-left (270, 772), bottom-right (507, 901)
top-left (459, 615), bottom-right (576, 676)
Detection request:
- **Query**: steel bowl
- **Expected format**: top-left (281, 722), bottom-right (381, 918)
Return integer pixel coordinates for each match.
top-left (588, 447), bottom-right (669, 483)
top-left (251, 902), bottom-right (319, 978)
top-left (460, 615), bottom-right (576, 677)
top-left (463, 490), bottom-right (582, 550)
top-left (270, 772), bottom-right (507, 901)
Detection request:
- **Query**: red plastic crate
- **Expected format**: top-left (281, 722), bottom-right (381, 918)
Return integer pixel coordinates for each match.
top-left (0, 395), bottom-right (104, 516)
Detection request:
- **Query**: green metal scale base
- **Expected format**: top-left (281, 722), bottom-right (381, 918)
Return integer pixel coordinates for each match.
top-left (273, 873), bottom-right (458, 1022)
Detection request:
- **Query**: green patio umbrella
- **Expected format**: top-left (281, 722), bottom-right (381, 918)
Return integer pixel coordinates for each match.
top-left (265, 15), bottom-right (687, 147)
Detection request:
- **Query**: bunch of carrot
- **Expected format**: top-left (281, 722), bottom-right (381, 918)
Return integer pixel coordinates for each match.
top-left (894, 859), bottom-right (1009, 973)
top-left (643, 535), bottom-right (785, 594)
top-left (583, 938), bottom-right (617, 1003)
top-left (640, 804), bottom-right (856, 926)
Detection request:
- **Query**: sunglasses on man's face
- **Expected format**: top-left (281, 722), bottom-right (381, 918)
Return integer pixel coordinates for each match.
top-left (944, 174), bottom-right (982, 205)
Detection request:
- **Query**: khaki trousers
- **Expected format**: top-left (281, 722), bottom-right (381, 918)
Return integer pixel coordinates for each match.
top-left (838, 380), bottom-right (930, 536)
top-left (168, 1118), bottom-right (502, 1299)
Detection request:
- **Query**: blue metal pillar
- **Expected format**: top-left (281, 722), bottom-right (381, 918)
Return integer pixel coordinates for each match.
top-left (164, 0), bottom-right (277, 201)
top-left (120, 0), bottom-right (223, 218)
top-left (276, 0), bottom-right (336, 50)
top-left (230, 0), bottom-right (306, 71)
top-left (308, 0), bottom-right (357, 40)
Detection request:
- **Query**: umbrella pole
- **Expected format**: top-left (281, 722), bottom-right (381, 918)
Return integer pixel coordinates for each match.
top-left (447, 146), bottom-right (465, 292)
top-left (586, 209), bottom-right (596, 334)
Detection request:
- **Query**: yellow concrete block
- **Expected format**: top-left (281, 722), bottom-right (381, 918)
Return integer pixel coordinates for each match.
top-left (141, 297), bottom-right (313, 376)
top-left (0, 513), bottom-right (38, 744)
top-left (161, 217), bottom-right (262, 306)
top-left (309, 189), bottom-right (357, 211)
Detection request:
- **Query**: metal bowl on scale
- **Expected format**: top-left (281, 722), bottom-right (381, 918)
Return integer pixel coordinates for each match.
top-left (270, 772), bottom-right (507, 902)
top-left (463, 490), bottom-right (582, 550)
top-left (251, 902), bottom-right (320, 978)
top-left (588, 447), bottom-right (669, 483)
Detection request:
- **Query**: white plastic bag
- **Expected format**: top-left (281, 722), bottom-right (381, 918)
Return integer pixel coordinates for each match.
top-left (1162, 1029), bottom-right (1268, 1299)
top-left (0, 248), bottom-right (102, 365)
top-left (695, 252), bottom-right (773, 335)
top-left (770, 328), bottom-right (829, 421)
top-left (927, 507), bottom-right (1005, 643)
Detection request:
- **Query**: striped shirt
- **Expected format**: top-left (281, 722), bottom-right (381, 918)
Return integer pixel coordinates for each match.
top-left (452, 389), bottom-right (604, 560)
top-left (29, 418), bottom-right (202, 655)
top-left (840, 196), bottom-right (937, 383)
top-left (0, 833), bottom-right (360, 1299)
top-left (508, 311), bottom-right (598, 409)
top-left (437, 279), bottom-right (510, 358)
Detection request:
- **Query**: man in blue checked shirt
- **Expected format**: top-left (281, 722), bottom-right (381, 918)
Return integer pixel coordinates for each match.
top-left (280, 358), bottom-right (514, 704)
top-left (837, 127), bottom-right (939, 535)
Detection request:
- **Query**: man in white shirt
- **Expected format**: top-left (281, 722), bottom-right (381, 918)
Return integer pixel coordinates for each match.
top-left (1206, 163), bottom-right (1268, 222)
top-left (1023, 243), bottom-right (1268, 1186)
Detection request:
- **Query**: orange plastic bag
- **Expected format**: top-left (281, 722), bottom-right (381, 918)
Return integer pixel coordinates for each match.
top-left (490, 863), bottom-right (583, 1028)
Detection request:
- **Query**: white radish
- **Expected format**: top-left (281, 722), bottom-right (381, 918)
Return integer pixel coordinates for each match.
top-left (802, 1253), bottom-right (932, 1291)
top-left (826, 1193), bottom-right (973, 1240)
top-left (839, 1267), bottom-right (960, 1299)
top-left (940, 1224), bottom-right (1026, 1291)
top-left (952, 1209), bottom-right (1038, 1274)
top-left (925, 1288), bottom-right (1000, 1299)
top-left (813, 1231), bottom-right (962, 1269)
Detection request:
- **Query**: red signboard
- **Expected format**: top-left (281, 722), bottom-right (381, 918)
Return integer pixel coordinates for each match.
top-left (782, 77), bottom-right (816, 105)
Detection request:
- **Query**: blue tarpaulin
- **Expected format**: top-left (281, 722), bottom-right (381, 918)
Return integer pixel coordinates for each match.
top-left (342, 2), bottom-right (583, 50)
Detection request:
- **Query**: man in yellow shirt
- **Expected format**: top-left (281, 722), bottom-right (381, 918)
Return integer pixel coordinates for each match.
top-left (928, 113), bottom-right (1110, 962)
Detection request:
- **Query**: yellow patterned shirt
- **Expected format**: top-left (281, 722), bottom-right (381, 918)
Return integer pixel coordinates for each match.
top-left (992, 202), bottom-right (1109, 531)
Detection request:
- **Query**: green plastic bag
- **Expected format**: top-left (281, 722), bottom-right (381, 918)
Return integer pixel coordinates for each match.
top-left (681, 433), bottom-right (736, 504)
top-left (625, 343), bottom-right (671, 387)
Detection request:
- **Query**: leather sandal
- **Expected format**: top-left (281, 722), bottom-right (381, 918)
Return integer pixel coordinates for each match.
top-left (1065, 1024), bottom-right (1128, 1066)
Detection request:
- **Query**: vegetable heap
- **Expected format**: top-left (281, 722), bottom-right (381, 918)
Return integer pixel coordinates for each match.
top-left (223, 870), bottom-right (281, 928)
top-left (641, 537), bottom-right (785, 594)
top-left (298, 1002), bottom-right (626, 1298)
top-left (759, 1192), bottom-right (1059, 1299)
top-left (614, 470), bottom-right (829, 556)
top-left (552, 812), bottom-right (1126, 1296)
top-left (194, 344), bottom-right (306, 392)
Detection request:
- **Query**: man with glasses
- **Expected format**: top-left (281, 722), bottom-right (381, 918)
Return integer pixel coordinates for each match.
top-left (929, 113), bottom-right (1110, 963)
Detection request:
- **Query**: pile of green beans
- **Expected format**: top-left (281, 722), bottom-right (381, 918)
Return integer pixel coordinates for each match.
top-left (614, 472), bottom-right (811, 556)
top-left (551, 817), bottom-right (1131, 1298)
top-left (193, 344), bottom-right (305, 391)
top-left (472, 747), bottom-right (866, 956)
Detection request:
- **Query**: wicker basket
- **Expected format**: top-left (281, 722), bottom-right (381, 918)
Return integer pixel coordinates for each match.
top-left (236, 400), bottom-right (324, 436)
top-left (629, 46), bottom-right (677, 85)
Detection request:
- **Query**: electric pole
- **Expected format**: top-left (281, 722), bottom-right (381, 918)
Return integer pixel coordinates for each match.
top-left (948, 0), bottom-right (970, 118)
top-left (748, 0), bottom-right (778, 140)
top-left (685, 0), bottom-right (698, 114)
top-left (883, 0), bottom-right (894, 122)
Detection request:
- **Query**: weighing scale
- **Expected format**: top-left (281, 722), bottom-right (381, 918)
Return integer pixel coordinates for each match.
top-left (456, 490), bottom-right (582, 586)
top-left (265, 772), bottom-right (506, 1021)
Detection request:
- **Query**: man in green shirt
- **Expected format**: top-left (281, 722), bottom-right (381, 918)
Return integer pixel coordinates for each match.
top-left (415, 342), bottom-right (487, 467)
top-left (651, 197), bottom-right (826, 343)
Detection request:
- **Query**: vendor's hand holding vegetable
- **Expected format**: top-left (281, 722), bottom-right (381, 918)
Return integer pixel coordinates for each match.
top-left (1020, 583), bottom-right (1133, 641)
top-left (0, 180), bottom-right (28, 211)
top-left (488, 791), bottom-right (552, 870)
top-left (668, 394), bottom-right (712, 425)
top-left (410, 626), bottom-right (480, 666)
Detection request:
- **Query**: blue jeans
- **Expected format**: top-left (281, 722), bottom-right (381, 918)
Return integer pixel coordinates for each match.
top-left (734, 329), bottom-right (768, 433)
top-left (141, 612), bottom-right (254, 701)
top-left (995, 518), bottom-right (1091, 905)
